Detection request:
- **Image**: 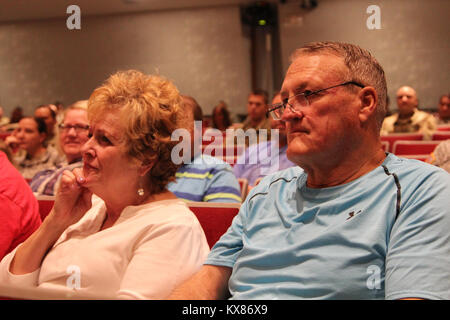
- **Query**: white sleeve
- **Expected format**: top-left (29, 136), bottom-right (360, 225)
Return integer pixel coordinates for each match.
top-left (0, 245), bottom-right (41, 288)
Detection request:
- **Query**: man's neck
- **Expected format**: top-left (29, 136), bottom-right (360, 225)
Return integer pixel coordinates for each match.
top-left (249, 117), bottom-right (264, 128)
top-left (398, 109), bottom-right (415, 119)
top-left (302, 147), bottom-right (386, 189)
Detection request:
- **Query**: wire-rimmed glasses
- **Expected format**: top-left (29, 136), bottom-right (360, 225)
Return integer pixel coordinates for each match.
top-left (58, 123), bottom-right (90, 134)
top-left (267, 81), bottom-right (365, 120)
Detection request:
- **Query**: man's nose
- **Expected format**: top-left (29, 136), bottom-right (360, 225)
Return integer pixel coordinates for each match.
top-left (281, 106), bottom-right (303, 122)
top-left (67, 127), bottom-right (78, 136)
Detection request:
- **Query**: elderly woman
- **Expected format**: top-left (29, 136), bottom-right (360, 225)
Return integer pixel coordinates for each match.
top-left (30, 101), bottom-right (90, 195)
top-left (5, 117), bottom-right (62, 180)
top-left (0, 70), bottom-right (209, 299)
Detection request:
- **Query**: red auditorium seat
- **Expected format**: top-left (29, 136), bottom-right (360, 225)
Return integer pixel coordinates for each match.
top-left (392, 140), bottom-right (440, 156)
top-left (431, 132), bottom-right (450, 141)
top-left (36, 197), bottom-right (240, 248)
top-left (188, 202), bottom-right (240, 248)
top-left (380, 133), bottom-right (424, 152)
top-left (37, 196), bottom-right (54, 221)
top-left (436, 125), bottom-right (450, 131)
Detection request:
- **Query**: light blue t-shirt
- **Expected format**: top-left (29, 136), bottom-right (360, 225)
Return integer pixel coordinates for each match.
top-left (205, 153), bottom-right (450, 299)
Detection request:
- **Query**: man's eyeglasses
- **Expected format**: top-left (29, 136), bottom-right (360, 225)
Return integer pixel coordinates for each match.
top-left (58, 123), bottom-right (90, 134)
top-left (267, 81), bottom-right (365, 120)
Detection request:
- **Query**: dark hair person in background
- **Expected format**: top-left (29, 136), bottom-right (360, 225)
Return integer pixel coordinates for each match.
top-left (5, 117), bottom-right (62, 180)
top-left (211, 101), bottom-right (232, 131)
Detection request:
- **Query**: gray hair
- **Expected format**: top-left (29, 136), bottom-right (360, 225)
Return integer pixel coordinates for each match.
top-left (291, 41), bottom-right (387, 130)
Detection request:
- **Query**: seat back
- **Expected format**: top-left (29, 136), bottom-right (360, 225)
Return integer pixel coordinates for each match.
top-left (392, 140), bottom-right (440, 155)
top-left (380, 133), bottom-right (424, 152)
top-left (187, 202), bottom-right (240, 248)
top-left (432, 132), bottom-right (450, 141)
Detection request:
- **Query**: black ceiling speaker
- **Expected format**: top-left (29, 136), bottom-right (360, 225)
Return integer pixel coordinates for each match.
top-left (241, 1), bottom-right (278, 27)
top-left (301, 0), bottom-right (318, 10)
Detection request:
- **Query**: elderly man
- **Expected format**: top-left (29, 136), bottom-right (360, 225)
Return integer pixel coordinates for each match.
top-left (380, 86), bottom-right (437, 139)
top-left (168, 42), bottom-right (450, 300)
top-left (435, 94), bottom-right (450, 125)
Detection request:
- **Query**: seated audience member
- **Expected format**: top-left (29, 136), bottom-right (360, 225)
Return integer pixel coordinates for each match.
top-left (427, 139), bottom-right (450, 173)
top-left (435, 94), bottom-right (450, 125)
top-left (0, 70), bottom-right (209, 299)
top-left (169, 42), bottom-right (450, 300)
top-left (30, 101), bottom-right (89, 195)
top-left (3, 106), bottom-right (23, 132)
top-left (380, 86), bottom-right (437, 139)
top-left (0, 140), bottom-right (13, 162)
top-left (233, 92), bottom-right (295, 186)
top-left (53, 101), bottom-right (65, 123)
top-left (34, 104), bottom-right (59, 150)
top-left (0, 106), bottom-right (10, 129)
top-left (232, 90), bottom-right (272, 146)
top-left (0, 150), bottom-right (41, 260)
top-left (168, 95), bottom-right (241, 203)
top-left (10, 106), bottom-right (23, 123)
top-left (5, 117), bottom-right (62, 180)
top-left (212, 101), bottom-right (232, 131)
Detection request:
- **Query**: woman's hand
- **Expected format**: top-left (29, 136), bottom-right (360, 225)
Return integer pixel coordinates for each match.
top-left (8, 168), bottom-right (93, 275)
top-left (50, 167), bottom-right (93, 230)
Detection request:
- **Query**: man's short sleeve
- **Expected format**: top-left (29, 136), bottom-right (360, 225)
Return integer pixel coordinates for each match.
top-left (385, 169), bottom-right (450, 299)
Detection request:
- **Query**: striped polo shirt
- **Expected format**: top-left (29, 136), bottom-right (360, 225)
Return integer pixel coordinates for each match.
top-left (168, 155), bottom-right (241, 203)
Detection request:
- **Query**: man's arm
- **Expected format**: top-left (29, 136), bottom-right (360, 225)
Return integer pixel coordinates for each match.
top-left (168, 265), bottom-right (232, 300)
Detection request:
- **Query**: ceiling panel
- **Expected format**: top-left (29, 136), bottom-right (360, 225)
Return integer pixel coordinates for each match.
top-left (0, 0), bottom-right (273, 23)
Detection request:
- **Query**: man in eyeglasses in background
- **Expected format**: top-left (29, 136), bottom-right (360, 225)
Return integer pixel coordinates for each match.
top-left (380, 86), bottom-right (437, 139)
top-left (168, 41), bottom-right (450, 300)
top-left (30, 101), bottom-right (89, 195)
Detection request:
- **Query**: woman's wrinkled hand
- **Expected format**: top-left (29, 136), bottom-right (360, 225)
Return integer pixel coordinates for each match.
top-left (50, 167), bottom-right (93, 230)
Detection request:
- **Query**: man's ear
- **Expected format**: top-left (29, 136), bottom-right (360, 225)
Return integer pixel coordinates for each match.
top-left (139, 158), bottom-right (155, 177)
top-left (358, 86), bottom-right (378, 123)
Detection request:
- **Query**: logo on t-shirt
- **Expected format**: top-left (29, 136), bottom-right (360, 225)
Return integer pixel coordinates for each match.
top-left (346, 210), bottom-right (362, 221)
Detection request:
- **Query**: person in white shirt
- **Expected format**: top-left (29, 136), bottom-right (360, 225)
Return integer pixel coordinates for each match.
top-left (0, 70), bottom-right (209, 299)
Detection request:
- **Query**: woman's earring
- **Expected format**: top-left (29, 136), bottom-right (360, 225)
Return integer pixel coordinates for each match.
top-left (137, 179), bottom-right (145, 197)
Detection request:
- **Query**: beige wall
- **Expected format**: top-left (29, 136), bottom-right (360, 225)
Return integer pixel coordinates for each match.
top-left (0, 5), bottom-right (252, 117)
top-left (278, 0), bottom-right (450, 112)
top-left (1, 1), bottom-right (448, 118)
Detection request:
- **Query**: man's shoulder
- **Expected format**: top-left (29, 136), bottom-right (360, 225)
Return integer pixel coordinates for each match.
top-left (384, 153), bottom-right (450, 184)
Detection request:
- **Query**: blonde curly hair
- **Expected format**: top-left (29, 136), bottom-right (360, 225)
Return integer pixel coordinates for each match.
top-left (88, 70), bottom-right (186, 194)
